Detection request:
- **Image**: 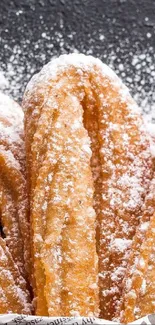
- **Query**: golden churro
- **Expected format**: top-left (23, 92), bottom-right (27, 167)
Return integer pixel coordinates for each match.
top-left (0, 237), bottom-right (31, 313)
top-left (23, 54), bottom-right (152, 318)
top-left (118, 131), bottom-right (155, 323)
top-left (0, 92), bottom-right (31, 312)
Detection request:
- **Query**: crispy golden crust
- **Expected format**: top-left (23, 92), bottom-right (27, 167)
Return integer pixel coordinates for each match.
top-left (0, 149), bottom-right (31, 280)
top-left (0, 93), bottom-right (32, 313)
top-left (0, 237), bottom-right (31, 313)
top-left (118, 177), bottom-right (155, 323)
top-left (23, 54), bottom-right (152, 318)
top-left (24, 90), bottom-right (99, 317)
top-left (118, 136), bottom-right (155, 323)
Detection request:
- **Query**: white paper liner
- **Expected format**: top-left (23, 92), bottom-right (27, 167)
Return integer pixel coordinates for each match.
top-left (0, 314), bottom-right (154, 324)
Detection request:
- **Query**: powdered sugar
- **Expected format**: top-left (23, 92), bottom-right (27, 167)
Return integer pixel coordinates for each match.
top-left (0, 91), bottom-right (23, 121)
top-left (0, 71), bottom-right (9, 89)
top-left (146, 123), bottom-right (155, 158)
top-left (0, 92), bottom-right (24, 163)
top-left (0, 91), bottom-right (32, 313)
top-left (25, 53), bottom-right (121, 94)
top-left (23, 53), bottom-right (153, 319)
top-left (0, 43), bottom-right (154, 126)
top-left (110, 238), bottom-right (131, 253)
top-left (147, 123), bottom-right (155, 137)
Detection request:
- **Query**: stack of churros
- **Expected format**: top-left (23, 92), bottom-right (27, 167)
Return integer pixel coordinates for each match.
top-left (0, 54), bottom-right (155, 323)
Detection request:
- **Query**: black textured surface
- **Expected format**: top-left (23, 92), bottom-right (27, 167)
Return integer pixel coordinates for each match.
top-left (0, 0), bottom-right (155, 116)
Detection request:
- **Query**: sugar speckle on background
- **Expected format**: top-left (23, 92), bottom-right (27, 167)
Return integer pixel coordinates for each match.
top-left (1, 40), bottom-right (154, 125)
top-left (0, 0), bottom-right (154, 125)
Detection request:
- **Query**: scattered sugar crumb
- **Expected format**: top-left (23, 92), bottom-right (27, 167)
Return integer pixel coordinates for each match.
top-left (0, 39), bottom-right (154, 127)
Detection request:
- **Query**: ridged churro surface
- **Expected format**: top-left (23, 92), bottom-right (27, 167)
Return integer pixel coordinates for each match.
top-left (23, 54), bottom-right (152, 318)
top-left (0, 92), bottom-right (31, 313)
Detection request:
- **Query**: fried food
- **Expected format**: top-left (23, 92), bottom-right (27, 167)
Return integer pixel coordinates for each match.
top-left (0, 237), bottom-right (31, 313)
top-left (0, 92), bottom-right (25, 170)
top-left (116, 127), bottom-right (155, 323)
top-left (147, 123), bottom-right (155, 169)
top-left (117, 176), bottom-right (155, 323)
top-left (0, 92), bottom-right (31, 312)
top-left (24, 86), bottom-right (99, 317)
top-left (23, 53), bottom-right (152, 318)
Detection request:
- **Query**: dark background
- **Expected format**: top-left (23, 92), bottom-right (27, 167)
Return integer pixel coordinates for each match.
top-left (0, 0), bottom-right (155, 122)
